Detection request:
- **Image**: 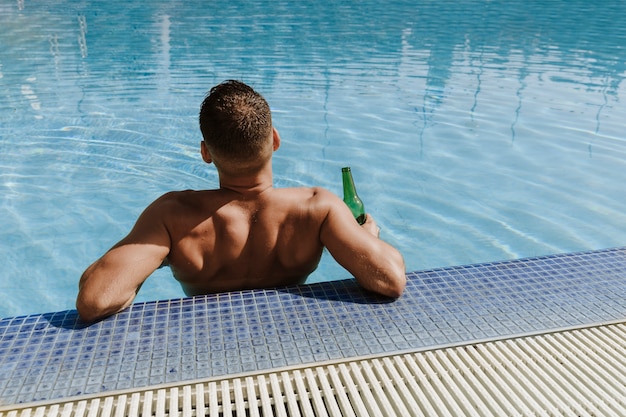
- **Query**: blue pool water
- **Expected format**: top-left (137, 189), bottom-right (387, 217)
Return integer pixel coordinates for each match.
top-left (1, 0), bottom-right (625, 319)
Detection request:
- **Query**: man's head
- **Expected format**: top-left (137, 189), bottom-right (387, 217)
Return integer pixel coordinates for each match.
top-left (199, 80), bottom-right (275, 176)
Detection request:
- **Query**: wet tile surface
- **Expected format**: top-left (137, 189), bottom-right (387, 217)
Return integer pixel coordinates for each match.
top-left (1, 247), bottom-right (625, 405)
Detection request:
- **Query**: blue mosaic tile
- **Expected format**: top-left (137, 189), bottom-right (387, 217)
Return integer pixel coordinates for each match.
top-left (1, 247), bottom-right (626, 405)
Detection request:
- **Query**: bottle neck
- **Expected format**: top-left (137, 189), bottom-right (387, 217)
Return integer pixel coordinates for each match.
top-left (341, 167), bottom-right (366, 224)
top-left (342, 167), bottom-right (358, 197)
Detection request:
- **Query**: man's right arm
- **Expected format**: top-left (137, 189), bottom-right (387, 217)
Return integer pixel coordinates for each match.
top-left (318, 189), bottom-right (406, 297)
top-left (76, 195), bottom-right (173, 322)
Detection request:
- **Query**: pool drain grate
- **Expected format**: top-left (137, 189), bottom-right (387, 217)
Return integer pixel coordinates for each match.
top-left (2, 322), bottom-right (626, 416)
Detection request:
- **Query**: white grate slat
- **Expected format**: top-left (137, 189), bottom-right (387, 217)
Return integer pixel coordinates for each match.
top-left (281, 371), bottom-right (301, 417)
top-left (345, 361), bottom-right (383, 417)
top-left (337, 363), bottom-right (370, 417)
top-left (304, 367), bottom-right (329, 417)
top-left (292, 369), bottom-right (316, 417)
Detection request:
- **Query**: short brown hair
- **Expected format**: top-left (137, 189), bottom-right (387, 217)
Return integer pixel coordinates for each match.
top-left (199, 80), bottom-right (272, 161)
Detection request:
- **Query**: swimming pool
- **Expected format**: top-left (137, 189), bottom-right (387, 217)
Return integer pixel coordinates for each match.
top-left (1, 0), bottom-right (625, 319)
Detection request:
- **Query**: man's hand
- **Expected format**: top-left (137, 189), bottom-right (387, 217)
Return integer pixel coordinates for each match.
top-left (361, 213), bottom-right (380, 238)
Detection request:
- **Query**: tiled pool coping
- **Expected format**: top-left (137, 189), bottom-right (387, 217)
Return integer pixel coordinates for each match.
top-left (1, 247), bottom-right (625, 405)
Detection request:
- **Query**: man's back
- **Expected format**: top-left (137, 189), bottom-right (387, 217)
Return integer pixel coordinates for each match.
top-left (77, 179), bottom-right (405, 323)
top-left (161, 186), bottom-right (329, 295)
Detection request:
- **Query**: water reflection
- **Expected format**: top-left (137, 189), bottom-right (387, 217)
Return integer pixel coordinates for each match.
top-left (77, 14), bottom-right (88, 58)
top-left (2, 1), bottom-right (624, 135)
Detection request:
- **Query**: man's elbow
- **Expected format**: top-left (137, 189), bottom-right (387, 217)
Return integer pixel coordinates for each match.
top-left (383, 270), bottom-right (406, 298)
top-left (76, 295), bottom-right (106, 323)
top-left (391, 277), bottom-right (407, 298)
top-left (76, 304), bottom-right (97, 324)
top-left (384, 253), bottom-right (407, 298)
top-left (76, 291), bottom-right (121, 323)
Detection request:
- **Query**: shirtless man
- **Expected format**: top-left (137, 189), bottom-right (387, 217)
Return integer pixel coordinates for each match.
top-left (76, 80), bottom-right (406, 322)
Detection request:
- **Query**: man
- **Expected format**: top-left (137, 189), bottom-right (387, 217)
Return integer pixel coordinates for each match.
top-left (76, 80), bottom-right (406, 322)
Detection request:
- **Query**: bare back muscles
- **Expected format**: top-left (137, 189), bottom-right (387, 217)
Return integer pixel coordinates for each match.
top-left (77, 186), bottom-right (405, 322)
top-left (165, 187), bottom-right (328, 294)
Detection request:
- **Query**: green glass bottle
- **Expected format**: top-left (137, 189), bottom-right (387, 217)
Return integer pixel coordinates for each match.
top-left (342, 167), bottom-right (366, 225)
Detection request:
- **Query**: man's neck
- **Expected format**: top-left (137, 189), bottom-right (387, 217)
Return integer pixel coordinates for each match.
top-left (218, 166), bottom-right (274, 197)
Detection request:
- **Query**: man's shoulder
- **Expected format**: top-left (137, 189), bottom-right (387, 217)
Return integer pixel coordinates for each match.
top-left (153, 189), bottom-right (198, 205)
top-left (273, 186), bottom-right (344, 217)
top-left (143, 190), bottom-right (227, 226)
top-left (157, 189), bottom-right (224, 201)
top-left (275, 186), bottom-right (338, 201)
top-left (149, 189), bottom-right (216, 212)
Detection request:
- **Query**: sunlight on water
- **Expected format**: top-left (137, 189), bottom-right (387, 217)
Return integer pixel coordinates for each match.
top-left (1, 0), bottom-right (625, 317)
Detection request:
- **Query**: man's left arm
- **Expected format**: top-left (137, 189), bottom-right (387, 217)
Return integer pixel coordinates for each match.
top-left (76, 199), bottom-right (171, 322)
